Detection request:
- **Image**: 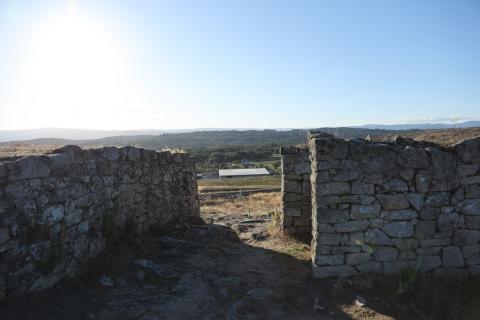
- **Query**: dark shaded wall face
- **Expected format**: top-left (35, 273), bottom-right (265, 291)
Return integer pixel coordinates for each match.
top-left (281, 132), bottom-right (480, 278)
top-left (308, 132), bottom-right (480, 278)
top-left (280, 146), bottom-right (312, 242)
top-left (0, 145), bottom-right (200, 299)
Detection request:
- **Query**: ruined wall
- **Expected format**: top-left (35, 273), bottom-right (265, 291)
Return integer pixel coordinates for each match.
top-left (308, 131), bottom-right (480, 278)
top-left (280, 146), bottom-right (311, 240)
top-left (0, 145), bottom-right (199, 299)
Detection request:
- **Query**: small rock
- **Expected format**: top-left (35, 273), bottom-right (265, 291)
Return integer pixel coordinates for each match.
top-left (355, 295), bottom-right (366, 307)
top-left (87, 313), bottom-right (96, 320)
top-left (99, 275), bottom-right (114, 287)
top-left (136, 271), bottom-right (145, 281)
top-left (246, 287), bottom-right (273, 300)
top-left (134, 259), bottom-right (177, 278)
top-left (313, 297), bottom-right (325, 311)
top-left (174, 224), bottom-right (183, 230)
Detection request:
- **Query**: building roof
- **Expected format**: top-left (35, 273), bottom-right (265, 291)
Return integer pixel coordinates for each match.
top-left (218, 168), bottom-right (270, 177)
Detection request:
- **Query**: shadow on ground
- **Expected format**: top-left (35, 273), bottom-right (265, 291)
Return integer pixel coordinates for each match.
top-left (2, 221), bottom-right (480, 320)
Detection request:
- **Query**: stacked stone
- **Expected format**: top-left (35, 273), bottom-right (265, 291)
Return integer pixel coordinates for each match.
top-left (280, 146), bottom-right (312, 241)
top-left (308, 131), bottom-right (480, 278)
top-left (0, 145), bottom-right (200, 299)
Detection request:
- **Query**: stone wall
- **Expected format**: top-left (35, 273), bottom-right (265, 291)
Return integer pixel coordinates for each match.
top-left (0, 145), bottom-right (199, 299)
top-left (280, 146), bottom-right (311, 241)
top-left (308, 131), bottom-right (480, 278)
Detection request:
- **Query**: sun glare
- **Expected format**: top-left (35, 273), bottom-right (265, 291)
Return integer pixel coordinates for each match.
top-left (24, 5), bottom-right (128, 125)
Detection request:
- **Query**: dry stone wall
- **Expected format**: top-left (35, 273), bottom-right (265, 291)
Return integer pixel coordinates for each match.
top-left (280, 146), bottom-right (311, 241)
top-left (308, 131), bottom-right (480, 278)
top-left (0, 145), bottom-right (199, 299)
top-left (281, 131), bottom-right (480, 278)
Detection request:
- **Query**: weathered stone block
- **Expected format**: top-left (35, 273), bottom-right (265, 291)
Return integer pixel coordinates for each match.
top-left (316, 209), bottom-right (350, 224)
top-left (317, 182), bottom-right (351, 196)
top-left (0, 228), bottom-right (9, 245)
top-left (369, 218), bottom-right (383, 228)
top-left (283, 207), bottom-right (302, 217)
top-left (349, 232), bottom-right (364, 246)
top-left (294, 218), bottom-right (311, 227)
top-left (466, 253), bottom-right (480, 266)
top-left (351, 204), bottom-right (381, 219)
top-left (399, 251), bottom-right (416, 261)
top-left (317, 224), bottom-right (335, 233)
top-left (420, 238), bottom-right (451, 248)
top-left (377, 179), bottom-right (408, 193)
top-left (419, 207), bottom-right (440, 220)
top-left (317, 195), bottom-right (360, 205)
top-left (374, 247), bottom-right (398, 261)
top-left (458, 164), bottom-right (479, 177)
top-left (417, 246), bottom-right (442, 255)
top-left (405, 193), bottom-right (424, 211)
top-left (314, 245), bottom-right (331, 255)
top-left (351, 181), bottom-right (375, 195)
top-left (437, 212), bottom-right (458, 232)
top-left (418, 255), bottom-right (442, 273)
top-left (365, 229), bottom-right (394, 246)
top-left (377, 194), bottom-right (410, 210)
top-left (464, 216), bottom-right (480, 229)
top-left (393, 238), bottom-right (419, 251)
top-left (335, 220), bottom-right (370, 233)
top-left (317, 233), bottom-right (342, 245)
top-left (357, 261), bottom-right (383, 273)
top-left (466, 185), bottom-right (480, 199)
top-left (384, 221), bottom-right (414, 238)
top-left (453, 230), bottom-right (480, 245)
top-left (442, 246), bottom-right (464, 268)
top-left (398, 146), bottom-right (429, 168)
top-left (382, 209), bottom-right (417, 221)
top-left (462, 244), bottom-right (480, 258)
top-left (415, 174), bottom-right (431, 193)
top-left (312, 265), bottom-right (357, 278)
top-left (424, 193), bottom-right (450, 207)
top-left (415, 221), bottom-right (435, 240)
top-left (457, 199), bottom-right (480, 215)
top-left (42, 206), bottom-right (65, 225)
top-left (315, 255), bottom-right (344, 266)
top-left (283, 180), bottom-right (302, 193)
top-left (346, 252), bottom-right (371, 265)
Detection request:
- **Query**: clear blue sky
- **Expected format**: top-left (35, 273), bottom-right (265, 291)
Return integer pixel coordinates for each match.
top-left (0, 0), bottom-right (479, 130)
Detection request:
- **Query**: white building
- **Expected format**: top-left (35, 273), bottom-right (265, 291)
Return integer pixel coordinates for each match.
top-left (218, 168), bottom-right (270, 179)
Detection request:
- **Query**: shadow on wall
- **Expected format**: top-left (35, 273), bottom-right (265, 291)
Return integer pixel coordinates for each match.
top-left (1, 223), bottom-right (480, 320)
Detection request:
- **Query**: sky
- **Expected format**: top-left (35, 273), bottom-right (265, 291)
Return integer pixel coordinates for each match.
top-left (0, 0), bottom-right (479, 130)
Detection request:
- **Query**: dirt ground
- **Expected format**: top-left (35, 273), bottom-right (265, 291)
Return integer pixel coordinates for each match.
top-left (2, 192), bottom-right (480, 320)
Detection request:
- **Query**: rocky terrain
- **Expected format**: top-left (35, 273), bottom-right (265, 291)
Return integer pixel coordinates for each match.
top-left (2, 199), bottom-right (480, 320)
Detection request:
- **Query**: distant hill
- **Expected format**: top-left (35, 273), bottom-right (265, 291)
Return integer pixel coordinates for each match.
top-left (0, 128), bottom-right (192, 142)
top-left (1, 121), bottom-right (478, 142)
top-left (0, 128), bottom-right (421, 149)
top-left (355, 121), bottom-right (480, 130)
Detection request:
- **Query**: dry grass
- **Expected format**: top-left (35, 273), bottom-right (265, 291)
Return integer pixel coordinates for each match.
top-left (380, 127), bottom-right (480, 147)
top-left (201, 192), bottom-right (281, 216)
top-left (0, 144), bottom-right (62, 158)
top-left (198, 176), bottom-right (281, 188)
